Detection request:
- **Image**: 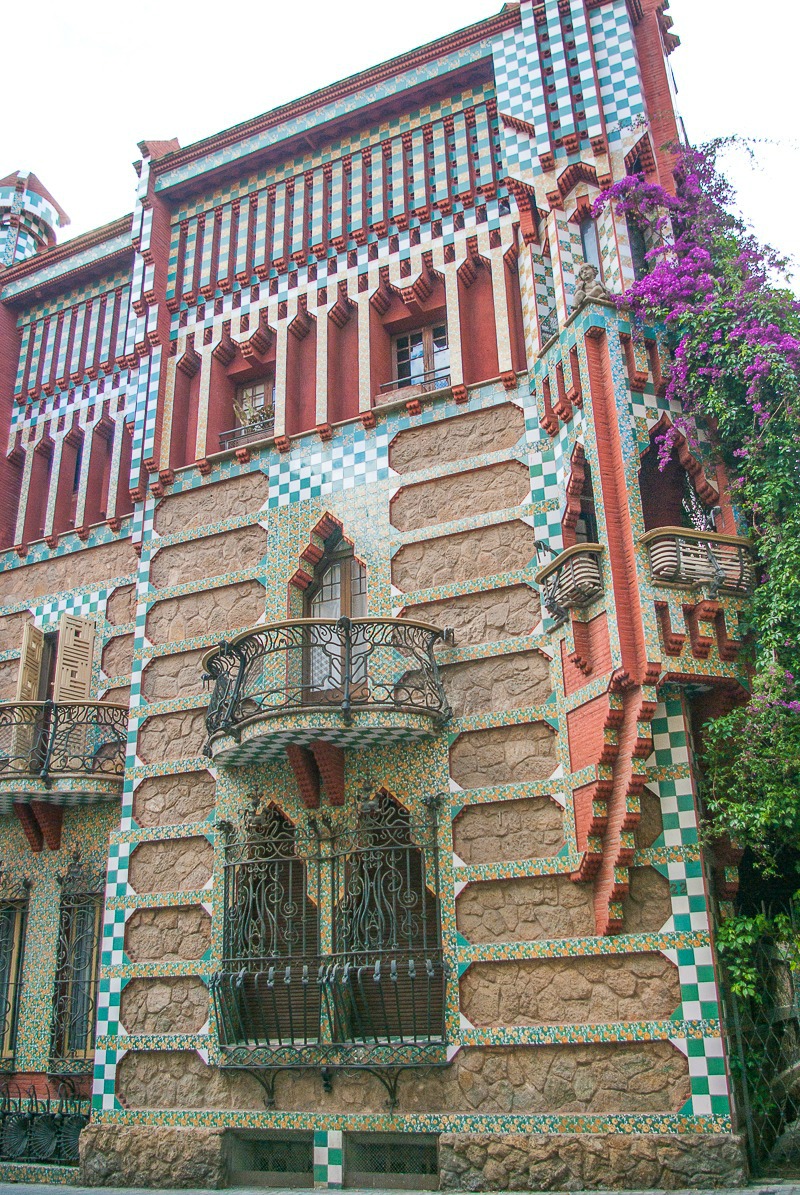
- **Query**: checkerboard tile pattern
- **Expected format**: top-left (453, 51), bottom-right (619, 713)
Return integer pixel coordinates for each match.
top-left (647, 696), bottom-right (731, 1116)
top-left (589, 0), bottom-right (646, 140)
top-left (267, 427), bottom-right (390, 508)
top-left (314, 1130), bottom-right (343, 1189)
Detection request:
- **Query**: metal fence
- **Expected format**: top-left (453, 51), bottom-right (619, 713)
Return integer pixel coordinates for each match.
top-left (724, 912), bottom-right (800, 1176)
top-left (0, 1081), bottom-right (90, 1164)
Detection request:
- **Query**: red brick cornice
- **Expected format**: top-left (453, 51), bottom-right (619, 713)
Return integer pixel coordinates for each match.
top-left (0, 215), bottom-right (133, 305)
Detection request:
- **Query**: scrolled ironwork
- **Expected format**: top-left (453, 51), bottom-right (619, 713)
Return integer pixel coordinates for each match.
top-left (203, 618), bottom-right (451, 746)
top-left (212, 791), bottom-right (448, 1089)
top-left (0, 701), bottom-right (127, 783)
top-left (50, 852), bottom-right (103, 1074)
top-left (0, 1082), bottom-right (90, 1164)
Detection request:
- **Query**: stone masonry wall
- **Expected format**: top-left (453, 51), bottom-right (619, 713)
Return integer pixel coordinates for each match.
top-left (146, 581), bottom-right (265, 644)
top-left (392, 521), bottom-right (540, 592)
top-left (128, 838), bottom-right (213, 894)
top-left (453, 797), bottom-right (564, 863)
top-left (449, 723), bottom-right (557, 788)
top-left (120, 977), bottom-right (209, 1034)
top-left (124, 906), bottom-right (212, 962)
top-left (442, 652), bottom-right (552, 717)
top-left (460, 953), bottom-right (681, 1026)
top-left (133, 772), bottom-right (216, 827)
top-left (391, 461), bottom-right (531, 532)
top-left (410, 585), bottom-right (540, 647)
top-left (456, 876), bottom-right (596, 942)
top-left (389, 402), bottom-right (525, 472)
top-left (154, 472), bottom-right (268, 535)
top-left (114, 1041), bottom-right (691, 1117)
top-left (438, 1132), bottom-right (746, 1191)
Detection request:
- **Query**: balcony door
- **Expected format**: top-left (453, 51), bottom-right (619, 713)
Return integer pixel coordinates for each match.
top-left (8, 615), bottom-right (94, 774)
top-left (305, 543), bottom-right (367, 701)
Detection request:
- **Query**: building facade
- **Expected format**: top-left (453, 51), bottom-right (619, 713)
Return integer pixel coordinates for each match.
top-left (0, 1), bottom-right (753, 1188)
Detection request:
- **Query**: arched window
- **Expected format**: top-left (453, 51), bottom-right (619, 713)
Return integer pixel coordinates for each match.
top-left (304, 534), bottom-right (367, 698)
top-left (639, 435), bottom-right (716, 533)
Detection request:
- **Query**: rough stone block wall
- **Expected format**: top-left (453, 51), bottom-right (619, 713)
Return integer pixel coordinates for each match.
top-left (124, 906), bottom-right (212, 962)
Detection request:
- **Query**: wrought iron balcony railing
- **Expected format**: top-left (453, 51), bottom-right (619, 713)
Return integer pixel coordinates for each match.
top-left (0, 702), bottom-right (127, 792)
top-left (219, 414), bottom-right (276, 452)
top-left (640, 527), bottom-right (756, 597)
top-left (203, 618), bottom-right (451, 759)
top-left (377, 367), bottom-right (451, 404)
top-left (536, 543), bottom-right (604, 627)
top-left (0, 1081), bottom-right (90, 1164)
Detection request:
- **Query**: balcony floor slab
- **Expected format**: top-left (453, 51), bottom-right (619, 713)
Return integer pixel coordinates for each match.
top-left (209, 708), bottom-right (444, 765)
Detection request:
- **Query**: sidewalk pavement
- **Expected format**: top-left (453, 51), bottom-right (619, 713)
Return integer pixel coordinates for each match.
top-left (0, 1184), bottom-right (798, 1195)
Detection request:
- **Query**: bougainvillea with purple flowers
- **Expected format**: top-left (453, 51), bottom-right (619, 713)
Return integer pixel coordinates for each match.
top-left (595, 144), bottom-right (800, 936)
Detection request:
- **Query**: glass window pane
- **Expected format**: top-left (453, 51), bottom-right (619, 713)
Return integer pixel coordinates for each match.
top-left (395, 330), bottom-right (425, 386)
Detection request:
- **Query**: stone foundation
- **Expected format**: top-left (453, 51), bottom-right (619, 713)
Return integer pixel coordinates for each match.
top-left (78, 1125), bottom-right (747, 1191)
top-left (438, 1131), bottom-right (746, 1190)
top-left (80, 1125), bottom-right (226, 1188)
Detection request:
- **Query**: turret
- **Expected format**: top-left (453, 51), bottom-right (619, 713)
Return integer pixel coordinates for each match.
top-left (0, 170), bottom-right (69, 267)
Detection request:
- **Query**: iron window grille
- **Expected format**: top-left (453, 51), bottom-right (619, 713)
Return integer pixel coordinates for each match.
top-left (49, 854), bottom-right (104, 1074)
top-left (212, 789), bottom-right (448, 1105)
top-left (0, 880), bottom-right (29, 1070)
top-left (344, 1132), bottom-right (439, 1190)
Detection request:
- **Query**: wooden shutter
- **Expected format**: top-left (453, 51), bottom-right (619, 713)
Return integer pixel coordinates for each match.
top-left (53, 615), bottom-right (95, 702)
top-left (15, 623), bottom-right (45, 702)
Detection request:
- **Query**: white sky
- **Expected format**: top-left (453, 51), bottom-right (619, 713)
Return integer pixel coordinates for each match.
top-left (3, 0), bottom-right (798, 284)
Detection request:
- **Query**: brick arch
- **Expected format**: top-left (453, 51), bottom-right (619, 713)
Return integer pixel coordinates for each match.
top-left (287, 513), bottom-right (366, 597)
top-left (642, 414), bottom-right (719, 505)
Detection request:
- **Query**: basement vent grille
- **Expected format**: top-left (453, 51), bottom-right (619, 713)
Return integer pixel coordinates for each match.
top-left (226, 1132), bottom-right (313, 1188)
top-left (345, 1132), bottom-right (439, 1190)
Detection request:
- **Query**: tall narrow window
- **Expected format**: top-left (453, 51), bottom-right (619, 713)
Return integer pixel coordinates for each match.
top-left (233, 379), bottom-right (275, 433)
top-left (574, 464), bottom-right (598, 544)
top-left (393, 324), bottom-right (449, 390)
top-left (50, 856), bottom-right (103, 1070)
top-left (580, 216), bottom-right (603, 280)
top-left (0, 882), bottom-right (29, 1066)
top-left (329, 791), bottom-right (445, 1046)
top-left (627, 216), bottom-right (648, 281)
top-left (305, 536), bottom-right (367, 698)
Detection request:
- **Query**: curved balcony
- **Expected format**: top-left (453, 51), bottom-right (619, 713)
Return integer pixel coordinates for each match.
top-left (202, 617), bottom-right (452, 764)
top-left (0, 701), bottom-right (127, 808)
top-left (536, 543), bottom-right (605, 627)
top-left (641, 527), bottom-right (755, 596)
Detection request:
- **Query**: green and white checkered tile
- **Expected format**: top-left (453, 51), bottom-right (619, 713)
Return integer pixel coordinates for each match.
top-left (93, 1046), bottom-right (126, 1111)
top-left (101, 907), bottom-right (128, 969)
top-left (95, 975), bottom-right (124, 1036)
top-left (671, 1033), bottom-right (731, 1116)
top-left (314, 1129), bottom-right (343, 1189)
top-left (106, 842), bottom-right (132, 898)
top-left (33, 589), bottom-right (108, 626)
top-left (267, 427), bottom-right (390, 507)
